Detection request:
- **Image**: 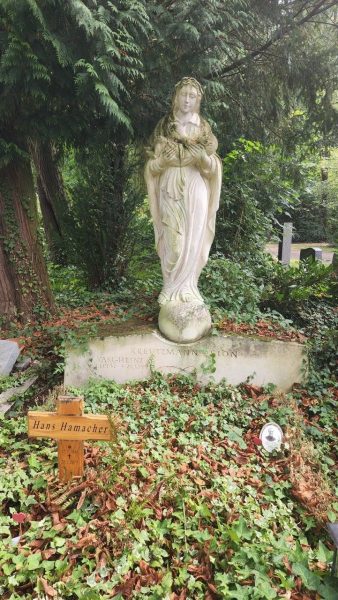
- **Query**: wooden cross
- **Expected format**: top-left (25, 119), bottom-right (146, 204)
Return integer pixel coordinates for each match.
top-left (27, 395), bottom-right (115, 482)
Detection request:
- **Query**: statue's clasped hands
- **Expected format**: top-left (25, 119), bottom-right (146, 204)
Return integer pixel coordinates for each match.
top-left (158, 143), bottom-right (178, 168)
top-left (188, 143), bottom-right (212, 170)
top-left (156, 140), bottom-right (211, 171)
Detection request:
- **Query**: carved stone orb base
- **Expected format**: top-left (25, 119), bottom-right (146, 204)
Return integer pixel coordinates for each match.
top-left (158, 301), bottom-right (212, 343)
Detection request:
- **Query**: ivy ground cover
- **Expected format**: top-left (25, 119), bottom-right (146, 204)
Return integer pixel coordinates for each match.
top-left (0, 376), bottom-right (337, 599)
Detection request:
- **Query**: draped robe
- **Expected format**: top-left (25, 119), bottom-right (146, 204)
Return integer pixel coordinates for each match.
top-left (145, 113), bottom-right (222, 305)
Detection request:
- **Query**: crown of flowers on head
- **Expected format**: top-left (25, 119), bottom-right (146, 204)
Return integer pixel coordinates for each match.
top-left (174, 77), bottom-right (204, 96)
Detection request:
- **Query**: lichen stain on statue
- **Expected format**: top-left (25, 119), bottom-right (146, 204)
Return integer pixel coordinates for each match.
top-left (145, 77), bottom-right (222, 343)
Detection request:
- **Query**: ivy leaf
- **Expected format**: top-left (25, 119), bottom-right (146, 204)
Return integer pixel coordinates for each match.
top-left (232, 516), bottom-right (252, 540)
top-left (318, 578), bottom-right (338, 600)
top-left (27, 552), bottom-right (42, 571)
top-left (79, 592), bottom-right (101, 600)
top-left (316, 541), bottom-right (329, 563)
top-left (28, 455), bottom-right (40, 469)
top-left (138, 466), bottom-right (149, 479)
top-left (160, 571), bottom-right (173, 591)
top-left (292, 562), bottom-right (321, 591)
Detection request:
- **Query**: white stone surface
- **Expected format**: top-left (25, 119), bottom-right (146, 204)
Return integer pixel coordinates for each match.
top-left (64, 327), bottom-right (305, 392)
top-left (158, 300), bottom-right (211, 342)
top-left (280, 222), bottom-right (293, 265)
top-left (144, 77), bottom-right (222, 342)
top-left (0, 340), bottom-right (20, 376)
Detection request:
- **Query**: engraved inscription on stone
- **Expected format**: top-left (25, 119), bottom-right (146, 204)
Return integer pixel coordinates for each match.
top-left (64, 328), bottom-right (305, 391)
top-left (93, 346), bottom-right (239, 371)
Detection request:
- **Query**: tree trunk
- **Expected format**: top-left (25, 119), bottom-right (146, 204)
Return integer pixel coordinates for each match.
top-left (29, 141), bottom-right (70, 263)
top-left (0, 159), bottom-right (54, 324)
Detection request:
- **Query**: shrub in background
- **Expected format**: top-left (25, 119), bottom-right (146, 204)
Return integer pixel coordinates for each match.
top-left (62, 139), bottom-right (144, 289)
top-left (260, 260), bottom-right (337, 317)
top-left (293, 149), bottom-right (338, 244)
top-left (216, 139), bottom-right (299, 257)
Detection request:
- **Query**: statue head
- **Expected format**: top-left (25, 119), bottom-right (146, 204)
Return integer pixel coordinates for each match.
top-left (172, 77), bottom-right (203, 116)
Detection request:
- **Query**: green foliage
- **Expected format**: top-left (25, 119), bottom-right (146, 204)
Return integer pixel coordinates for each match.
top-left (0, 0), bottom-right (151, 321)
top-left (292, 149), bottom-right (338, 243)
top-left (322, 150), bottom-right (338, 244)
top-left (140, 2), bottom-right (338, 150)
top-left (260, 260), bottom-right (337, 315)
top-left (125, 197), bottom-right (158, 280)
top-left (48, 263), bottom-right (96, 307)
top-left (62, 140), bottom-right (145, 287)
top-left (2, 0), bottom-right (338, 311)
top-left (53, 2), bottom-right (338, 285)
top-left (199, 252), bottom-right (337, 395)
top-left (296, 299), bottom-right (338, 397)
top-left (200, 251), bottom-right (331, 329)
top-left (258, 260), bottom-right (337, 395)
top-left (216, 139), bottom-right (299, 256)
top-left (0, 376), bottom-right (337, 599)
top-left (47, 247), bottom-right (337, 397)
top-left (200, 253), bottom-right (262, 322)
top-left (0, 0), bottom-right (150, 157)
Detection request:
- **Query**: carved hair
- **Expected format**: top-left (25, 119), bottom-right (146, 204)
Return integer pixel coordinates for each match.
top-left (148, 77), bottom-right (216, 153)
top-left (174, 77), bottom-right (203, 97)
top-left (172, 77), bottom-right (203, 115)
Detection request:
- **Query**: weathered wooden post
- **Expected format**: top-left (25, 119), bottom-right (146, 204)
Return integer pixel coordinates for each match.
top-left (57, 396), bottom-right (84, 482)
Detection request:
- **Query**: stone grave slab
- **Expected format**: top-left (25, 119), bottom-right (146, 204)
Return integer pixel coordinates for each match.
top-left (0, 340), bottom-right (21, 376)
top-left (64, 325), bottom-right (305, 392)
top-left (0, 376), bottom-right (37, 415)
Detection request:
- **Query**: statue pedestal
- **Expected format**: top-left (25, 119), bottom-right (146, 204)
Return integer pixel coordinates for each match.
top-left (158, 301), bottom-right (211, 343)
top-left (64, 321), bottom-right (305, 392)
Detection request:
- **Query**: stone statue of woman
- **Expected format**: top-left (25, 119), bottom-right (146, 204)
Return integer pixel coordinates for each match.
top-left (145, 77), bottom-right (222, 342)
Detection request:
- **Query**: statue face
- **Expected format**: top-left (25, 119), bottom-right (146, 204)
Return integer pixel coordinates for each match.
top-left (177, 85), bottom-right (199, 114)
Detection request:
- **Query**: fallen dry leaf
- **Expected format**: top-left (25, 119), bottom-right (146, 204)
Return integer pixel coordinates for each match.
top-left (39, 577), bottom-right (57, 598)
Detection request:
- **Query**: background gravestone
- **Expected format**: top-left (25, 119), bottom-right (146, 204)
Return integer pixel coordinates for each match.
top-left (300, 247), bottom-right (322, 262)
top-left (278, 222), bottom-right (293, 265)
top-left (331, 253), bottom-right (338, 273)
top-left (0, 376), bottom-right (37, 415)
top-left (0, 340), bottom-right (21, 376)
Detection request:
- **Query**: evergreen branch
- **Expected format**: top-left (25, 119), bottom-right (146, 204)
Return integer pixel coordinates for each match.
top-left (222, 88), bottom-right (283, 139)
top-left (206, 0), bottom-right (338, 80)
top-left (94, 82), bottom-right (131, 130)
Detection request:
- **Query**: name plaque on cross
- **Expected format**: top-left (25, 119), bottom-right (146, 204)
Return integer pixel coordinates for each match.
top-left (27, 395), bottom-right (116, 482)
top-left (29, 414), bottom-right (111, 440)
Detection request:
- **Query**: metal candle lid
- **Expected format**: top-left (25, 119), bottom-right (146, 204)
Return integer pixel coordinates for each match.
top-left (259, 422), bottom-right (283, 452)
